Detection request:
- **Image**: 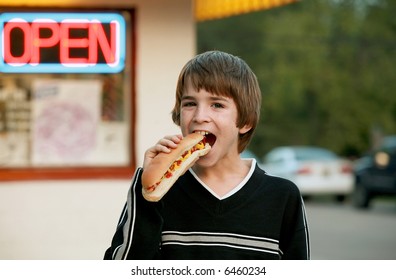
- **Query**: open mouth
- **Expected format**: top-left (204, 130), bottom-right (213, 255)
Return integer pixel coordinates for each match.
top-left (194, 131), bottom-right (217, 147)
top-left (205, 133), bottom-right (216, 147)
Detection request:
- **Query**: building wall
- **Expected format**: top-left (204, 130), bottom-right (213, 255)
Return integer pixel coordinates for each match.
top-left (0, 0), bottom-right (195, 259)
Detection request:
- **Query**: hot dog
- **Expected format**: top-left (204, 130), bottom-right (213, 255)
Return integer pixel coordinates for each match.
top-left (142, 133), bottom-right (212, 202)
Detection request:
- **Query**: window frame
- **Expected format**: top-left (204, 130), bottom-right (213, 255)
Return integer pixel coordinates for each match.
top-left (0, 7), bottom-right (136, 181)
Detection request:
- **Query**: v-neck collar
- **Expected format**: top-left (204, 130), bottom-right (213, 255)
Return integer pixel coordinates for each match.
top-left (188, 159), bottom-right (257, 200)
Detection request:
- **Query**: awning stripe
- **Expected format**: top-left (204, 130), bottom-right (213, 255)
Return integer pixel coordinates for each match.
top-left (195, 0), bottom-right (298, 21)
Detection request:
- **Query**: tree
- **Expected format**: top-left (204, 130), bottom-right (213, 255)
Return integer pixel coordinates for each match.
top-left (197, 0), bottom-right (396, 158)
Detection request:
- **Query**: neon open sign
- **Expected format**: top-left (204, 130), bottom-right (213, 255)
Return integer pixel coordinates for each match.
top-left (0, 13), bottom-right (126, 73)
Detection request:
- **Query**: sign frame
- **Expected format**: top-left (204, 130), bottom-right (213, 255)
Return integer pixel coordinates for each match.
top-left (0, 12), bottom-right (126, 73)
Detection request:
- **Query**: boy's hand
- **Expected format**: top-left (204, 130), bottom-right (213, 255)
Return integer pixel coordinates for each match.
top-left (143, 134), bottom-right (183, 170)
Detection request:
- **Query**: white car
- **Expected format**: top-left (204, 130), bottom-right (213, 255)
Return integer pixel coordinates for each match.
top-left (260, 146), bottom-right (354, 201)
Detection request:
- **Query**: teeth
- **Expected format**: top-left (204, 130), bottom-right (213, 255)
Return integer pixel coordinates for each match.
top-left (194, 131), bottom-right (210, 135)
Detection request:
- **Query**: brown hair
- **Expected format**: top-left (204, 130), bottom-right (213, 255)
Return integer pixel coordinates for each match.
top-left (171, 51), bottom-right (261, 153)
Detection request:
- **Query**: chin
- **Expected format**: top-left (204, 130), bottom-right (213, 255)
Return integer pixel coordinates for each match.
top-left (195, 155), bottom-right (217, 169)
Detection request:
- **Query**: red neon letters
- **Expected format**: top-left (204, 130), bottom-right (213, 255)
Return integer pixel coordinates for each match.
top-left (3, 21), bottom-right (116, 65)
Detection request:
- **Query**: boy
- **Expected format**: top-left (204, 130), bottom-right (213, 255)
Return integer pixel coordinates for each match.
top-left (104, 51), bottom-right (310, 260)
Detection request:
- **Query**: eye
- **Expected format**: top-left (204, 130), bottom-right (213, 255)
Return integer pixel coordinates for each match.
top-left (212, 102), bottom-right (224, 109)
top-left (182, 101), bottom-right (196, 107)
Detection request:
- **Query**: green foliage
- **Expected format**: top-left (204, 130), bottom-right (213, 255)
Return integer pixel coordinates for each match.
top-left (197, 0), bottom-right (396, 159)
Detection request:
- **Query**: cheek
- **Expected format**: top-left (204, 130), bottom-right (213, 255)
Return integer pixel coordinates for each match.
top-left (179, 110), bottom-right (187, 122)
top-left (179, 111), bottom-right (191, 132)
top-left (222, 109), bottom-right (238, 125)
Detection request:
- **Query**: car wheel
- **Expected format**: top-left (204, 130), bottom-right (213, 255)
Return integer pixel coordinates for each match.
top-left (353, 183), bottom-right (371, 209)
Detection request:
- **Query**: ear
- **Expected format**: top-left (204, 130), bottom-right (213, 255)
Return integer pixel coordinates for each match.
top-left (239, 124), bottom-right (252, 135)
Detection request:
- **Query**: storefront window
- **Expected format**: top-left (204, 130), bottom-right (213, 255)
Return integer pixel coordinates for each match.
top-left (0, 10), bottom-right (135, 180)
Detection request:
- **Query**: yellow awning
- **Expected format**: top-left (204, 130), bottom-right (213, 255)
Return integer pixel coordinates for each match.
top-left (195, 0), bottom-right (298, 21)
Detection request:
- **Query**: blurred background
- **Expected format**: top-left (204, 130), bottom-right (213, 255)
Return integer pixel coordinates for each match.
top-left (0, 0), bottom-right (395, 260)
top-left (201, 0), bottom-right (396, 259)
top-left (198, 0), bottom-right (396, 158)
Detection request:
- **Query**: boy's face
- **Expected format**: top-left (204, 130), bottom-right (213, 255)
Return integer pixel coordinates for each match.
top-left (179, 82), bottom-right (251, 168)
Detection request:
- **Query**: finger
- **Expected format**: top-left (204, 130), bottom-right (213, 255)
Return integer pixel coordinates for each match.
top-left (143, 134), bottom-right (183, 169)
top-left (158, 135), bottom-right (183, 150)
top-left (154, 143), bottom-right (173, 153)
top-left (163, 134), bottom-right (183, 144)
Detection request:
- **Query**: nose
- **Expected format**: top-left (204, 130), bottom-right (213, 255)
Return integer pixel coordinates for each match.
top-left (193, 104), bottom-right (210, 123)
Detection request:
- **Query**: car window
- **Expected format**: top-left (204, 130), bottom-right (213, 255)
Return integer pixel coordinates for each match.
top-left (294, 148), bottom-right (337, 161)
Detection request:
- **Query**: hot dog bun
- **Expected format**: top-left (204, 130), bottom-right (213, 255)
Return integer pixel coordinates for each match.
top-left (142, 133), bottom-right (211, 202)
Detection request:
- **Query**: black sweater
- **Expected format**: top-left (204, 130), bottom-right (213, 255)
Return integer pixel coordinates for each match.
top-left (104, 161), bottom-right (310, 260)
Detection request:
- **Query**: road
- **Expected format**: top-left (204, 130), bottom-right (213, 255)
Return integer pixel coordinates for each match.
top-left (304, 197), bottom-right (396, 260)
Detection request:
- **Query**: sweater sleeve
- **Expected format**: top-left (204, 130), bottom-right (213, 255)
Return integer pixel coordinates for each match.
top-left (103, 168), bottom-right (163, 260)
top-left (280, 192), bottom-right (310, 260)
